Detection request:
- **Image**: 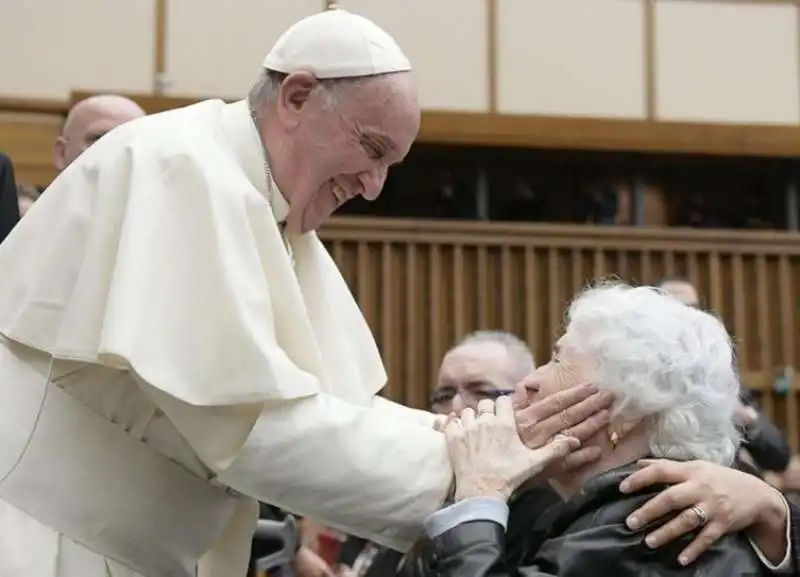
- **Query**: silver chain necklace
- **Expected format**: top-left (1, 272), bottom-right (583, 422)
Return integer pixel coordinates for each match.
top-left (249, 105), bottom-right (294, 267)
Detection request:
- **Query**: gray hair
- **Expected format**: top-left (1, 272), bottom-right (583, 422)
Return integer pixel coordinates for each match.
top-left (248, 69), bottom-right (369, 111)
top-left (563, 281), bottom-right (740, 465)
top-left (456, 330), bottom-right (536, 384)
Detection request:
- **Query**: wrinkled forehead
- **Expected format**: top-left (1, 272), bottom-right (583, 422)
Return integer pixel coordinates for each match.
top-left (339, 75), bottom-right (420, 156)
top-left (437, 343), bottom-right (511, 388)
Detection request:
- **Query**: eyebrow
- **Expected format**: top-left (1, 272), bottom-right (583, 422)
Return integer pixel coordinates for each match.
top-left (360, 129), bottom-right (397, 153)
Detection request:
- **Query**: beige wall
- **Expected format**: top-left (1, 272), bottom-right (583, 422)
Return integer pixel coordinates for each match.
top-left (0, 0), bottom-right (155, 98)
top-left (655, 1), bottom-right (800, 125)
top-left (1, 0), bottom-right (799, 126)
top-left (497, 0), bottom-right (646, 118)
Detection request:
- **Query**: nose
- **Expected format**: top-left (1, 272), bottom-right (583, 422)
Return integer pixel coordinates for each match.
top-left (451, 394), bottom-right (467, 414)
top-left (360, 165), bottom-right (388, 201)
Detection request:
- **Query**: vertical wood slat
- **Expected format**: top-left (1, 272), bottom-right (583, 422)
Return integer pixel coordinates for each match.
top-left (524, 247), bottom-right (539, 358)
top-left (755, 255), bottom-right (775, 418)
top-left (779, 255), bottom-right (798, 450)
top-left (501, 246), bottom-right (514, 329)
top-left (357, 241), bottom-right (372, 327)
top-left (642, 250), bottom-right (653, 283)
top-left (731, 255), bottom-right (748, 369)
top-left (453, 245), bottom-right (466, 339)
top-left (708, 252), bottom-right (722, 313)
top-left (405, 244), bottom-right (420, 406)
top-left (548, 249), bottom-right (561, 341)
top-left (477, 246), bottom-right (490, 327)
top-left (429, 244), bottom-right (443, 383)
top-left (380, 243), bottom-right (395, 396)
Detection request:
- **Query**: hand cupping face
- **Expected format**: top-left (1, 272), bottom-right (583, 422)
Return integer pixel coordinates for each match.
top-left (443, 396), bottom-right (580, 502)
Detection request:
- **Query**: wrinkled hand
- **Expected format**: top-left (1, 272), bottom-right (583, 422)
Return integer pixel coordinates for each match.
top-left (620, 459), bottom-right (787, 566)
top-left (445, 396), bottom-right (580, 502)
top-left (293, 546), bottom-right (336, 577)
top-left (515, 384), bottom-right (613, 474)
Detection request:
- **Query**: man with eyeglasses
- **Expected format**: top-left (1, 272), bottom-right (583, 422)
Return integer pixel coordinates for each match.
top-left (429, 331), bottom-right (534, 414)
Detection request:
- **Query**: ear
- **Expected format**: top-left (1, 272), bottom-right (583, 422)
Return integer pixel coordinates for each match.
top-left (53, 137), bottom-right (67, 171)
top-left (275, 71), bottom-right (319, 129)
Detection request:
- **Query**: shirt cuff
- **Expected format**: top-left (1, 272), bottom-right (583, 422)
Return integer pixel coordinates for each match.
top-left (424, 497), bottom-right (509, 539)
top-left (748, 494), bottom-right (792, 573)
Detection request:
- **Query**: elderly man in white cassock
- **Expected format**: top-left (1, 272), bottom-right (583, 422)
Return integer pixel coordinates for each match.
top-left (0, 8), bottom-right (606, 577)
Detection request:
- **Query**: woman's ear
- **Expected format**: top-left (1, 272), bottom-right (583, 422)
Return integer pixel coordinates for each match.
top-left (607, 417), bottom-right (642, 449)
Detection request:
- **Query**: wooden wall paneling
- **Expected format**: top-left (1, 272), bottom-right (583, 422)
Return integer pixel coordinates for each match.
top-left (6, 94), bottom-right (800, 159)
top-left (320, 218), bottom-right (800, 445)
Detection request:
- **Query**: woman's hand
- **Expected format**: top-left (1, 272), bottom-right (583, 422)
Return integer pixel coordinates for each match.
top-left (515, 384), bottom-right (613, 474)
top-left (444, 396), bottom-right (580, 502)
top-left (620, 459), bottom-right (789, 566)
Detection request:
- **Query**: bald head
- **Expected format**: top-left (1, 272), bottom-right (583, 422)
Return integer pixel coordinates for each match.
top-left (659, 278), bottom-right (700, 308)
top-left (54, 95), bottom-right (145, 171)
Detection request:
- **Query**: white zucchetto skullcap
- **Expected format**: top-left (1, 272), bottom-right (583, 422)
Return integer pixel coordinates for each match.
top-left (262, 8), bottom-right (411, 79)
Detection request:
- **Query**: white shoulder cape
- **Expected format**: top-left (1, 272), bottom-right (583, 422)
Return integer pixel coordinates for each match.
top-left (0, 99), bottom-right (387, 407)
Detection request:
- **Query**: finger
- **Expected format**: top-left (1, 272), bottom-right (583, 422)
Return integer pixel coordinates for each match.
top-left (561, 409), bottom-right (611, 442)
top-left (642, 505), bottom-right (707, 549)
top-left (512, 381), bottom-right (529, 409)
top-left (620, 461), bottom-right (692, 494)
top-left (559, 445), bottom-right (603, 472)
top-left (521, 384), bottom-right (598, 424)
top-left (443, 416), bottom-right (463, 437)
top-left (461, 407), bottom-right (476, 428)
top-left (676, 523), bottom-right (725, 566)
top-left (625, 485), bottom-right (696, 531)
top-left (529, 392), bottom-right (614, 442)
top-left (531, 435), bottom-right (581, 471)
top-left (495, 395), bottom-right (514, 422)
top-left (476, 398), bottom-right (495, 419)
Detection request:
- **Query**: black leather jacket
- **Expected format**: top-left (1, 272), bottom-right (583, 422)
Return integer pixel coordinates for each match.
top-left (414, 463), bottom-right (767, 577)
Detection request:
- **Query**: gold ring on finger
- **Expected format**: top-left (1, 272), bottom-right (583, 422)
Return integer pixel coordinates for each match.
top-left (690, 505), bottom-right (709, 526)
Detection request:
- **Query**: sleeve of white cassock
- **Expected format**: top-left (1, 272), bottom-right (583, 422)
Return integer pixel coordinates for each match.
top-left (137, 377), bottom-right (453, 552)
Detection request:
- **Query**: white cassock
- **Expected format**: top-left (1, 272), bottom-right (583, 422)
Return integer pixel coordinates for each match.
top-left (0, 99), bottom-right (452, 577)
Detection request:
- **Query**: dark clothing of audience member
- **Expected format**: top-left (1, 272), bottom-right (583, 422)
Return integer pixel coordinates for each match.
top-left (411, 463), bottom-right (766, 577)
top-left (740, 389), bottom-right (792, 474)
top-left (0, 153), bottom-right (20, 244)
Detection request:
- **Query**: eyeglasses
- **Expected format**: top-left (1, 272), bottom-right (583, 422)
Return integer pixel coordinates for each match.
top-left (429, 388), bottom-right (515, 411)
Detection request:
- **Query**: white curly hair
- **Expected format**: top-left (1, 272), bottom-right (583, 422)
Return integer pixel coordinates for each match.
top-left (562, 281), bottom-right (741, 465)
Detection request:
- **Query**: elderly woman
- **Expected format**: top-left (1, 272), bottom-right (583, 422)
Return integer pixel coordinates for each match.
top-left (418, 282), bottom-right (767, 576)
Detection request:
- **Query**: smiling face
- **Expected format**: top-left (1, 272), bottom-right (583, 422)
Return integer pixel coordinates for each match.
top-left (264, 71), bottom-right (420, 233)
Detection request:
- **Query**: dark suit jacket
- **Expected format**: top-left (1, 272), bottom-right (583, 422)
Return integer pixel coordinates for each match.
top-left (0, 153), bottom-right (20, 244)
top-left (787, 500), bottom-right (800, 575)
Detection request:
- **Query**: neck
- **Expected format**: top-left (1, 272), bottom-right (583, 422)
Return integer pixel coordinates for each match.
top-left (549, 436), bottom-right (649, 500)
